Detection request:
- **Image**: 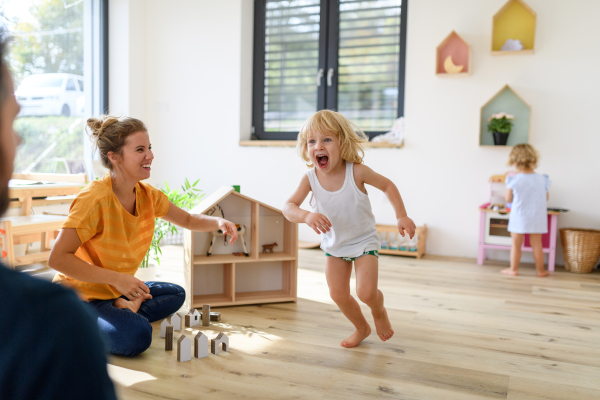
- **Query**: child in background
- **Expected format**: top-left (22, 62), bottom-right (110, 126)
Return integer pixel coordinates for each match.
top-left (501, 144), bottom-right (551, 277)
top-left (283, 110), bottom-right (416, 348)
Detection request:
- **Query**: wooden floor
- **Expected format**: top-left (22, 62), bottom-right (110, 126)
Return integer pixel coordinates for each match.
top-left (109, 246), bottom-right (600, 400)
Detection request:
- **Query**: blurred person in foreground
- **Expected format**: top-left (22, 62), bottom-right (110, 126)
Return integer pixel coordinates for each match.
top-left (0, 36), bottom-right (117, 399)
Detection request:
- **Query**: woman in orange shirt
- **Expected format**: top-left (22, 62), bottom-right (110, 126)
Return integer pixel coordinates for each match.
top-left (49, 116), bottom-right (238, 356)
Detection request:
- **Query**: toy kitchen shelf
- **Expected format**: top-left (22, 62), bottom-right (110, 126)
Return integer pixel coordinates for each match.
top-left (184, 187), bottom-right (298, 308)
top-left (477, 174), bottom-right (562, 271)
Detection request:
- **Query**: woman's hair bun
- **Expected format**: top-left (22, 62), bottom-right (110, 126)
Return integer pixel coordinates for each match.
top-left (87, 115), bottom-right (120, 138)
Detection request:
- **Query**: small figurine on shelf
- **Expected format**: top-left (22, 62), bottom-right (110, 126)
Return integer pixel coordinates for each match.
top-left (208, 224), bottom-right (249, 257)
top-left (501, 38), bottom-right (524, 51)
top-left (262, 242), bottom-right (278, 253)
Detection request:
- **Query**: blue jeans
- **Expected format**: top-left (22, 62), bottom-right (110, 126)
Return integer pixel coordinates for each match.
top-left (87, 281), bottom-right (185, 357)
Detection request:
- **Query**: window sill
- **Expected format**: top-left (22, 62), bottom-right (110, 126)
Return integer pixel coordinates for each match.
top-left (239, 140), bottom-right (403, 148)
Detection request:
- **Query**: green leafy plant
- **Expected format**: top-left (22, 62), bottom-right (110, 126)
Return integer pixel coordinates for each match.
top-left (487, 112), bottom-right (515, 134)
top-left (141, 178), bottom-right (204, 268)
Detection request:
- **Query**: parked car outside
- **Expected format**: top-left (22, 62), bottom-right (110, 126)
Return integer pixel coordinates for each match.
top-left (15, 73), bottom-right (84, 117)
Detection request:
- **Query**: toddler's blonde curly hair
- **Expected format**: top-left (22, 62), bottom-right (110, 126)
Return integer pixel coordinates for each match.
top-left (508, 143), bottom-right (539, 170)
top-left (296, 110), bottom-right (368, 167)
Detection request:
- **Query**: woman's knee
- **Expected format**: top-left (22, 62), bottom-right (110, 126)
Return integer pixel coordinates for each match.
top-left (110, 315), bottom-right (152, 357)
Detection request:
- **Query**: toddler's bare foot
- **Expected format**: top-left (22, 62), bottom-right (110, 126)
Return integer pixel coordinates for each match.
top-left (537, 270), bottom-right (549, 277)
top-left (113, 297), bottom-right (143, 313)
top-left (500, 268), bottom-right (518, 276)
top-left (341, 325), bottom-right (371, 348)
top-left (373, 308), bottom-right (394, 341)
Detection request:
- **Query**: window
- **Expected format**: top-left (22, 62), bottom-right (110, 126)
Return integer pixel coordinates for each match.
top-left (66, 78), bottom-right (77, 91)
top-left (0, 0), bottom-right (108, 177)
top-left (253, 0), bottom-right (408, 140)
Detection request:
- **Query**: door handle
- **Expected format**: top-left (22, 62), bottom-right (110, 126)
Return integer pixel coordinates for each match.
top-left (316, 68), bottom-right (324, 87)
top-left (327, 68), bottom-right (335, 87)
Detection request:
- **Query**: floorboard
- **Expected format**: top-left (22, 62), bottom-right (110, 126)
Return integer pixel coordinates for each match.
top-left (108, 246), bottom-right (600, 399)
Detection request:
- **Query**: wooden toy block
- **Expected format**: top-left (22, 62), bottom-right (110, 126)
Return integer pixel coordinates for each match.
top-left (177, 335), bottom-right (191, 362)
top-left (211, 332), bottom-right (229, 354)
top-left (170, 313), bottom-right (181, 330)
top-left (194, 332), bottom-right (208, 358)
top-left (191, 309), bottom-right (200, 326)
top-left (200, 311), bottom-right (221, 322)
top-left (202, 304), bottom-right (210, 326)
top-left (185, 314), bottom-right (191, 327)
top-left (165, 326), bottom-right (174, 351)
top-left (160, 318), bottom-right (172, 338)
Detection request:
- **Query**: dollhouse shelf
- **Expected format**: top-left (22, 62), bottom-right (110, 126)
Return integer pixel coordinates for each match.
top-left (184, 187), bottom-right (298, 309)
top-left (376, 224), bottom-right (427, 259)
top-left (492, 0), bottom-right (536, 55)
top-left (436, 31), bottom-right (472, 76)
top-left (480, 85), bottom-right (531, 146)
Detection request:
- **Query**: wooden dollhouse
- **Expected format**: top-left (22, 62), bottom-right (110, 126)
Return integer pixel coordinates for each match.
top-left (183, 187), bottom-right (298, 309)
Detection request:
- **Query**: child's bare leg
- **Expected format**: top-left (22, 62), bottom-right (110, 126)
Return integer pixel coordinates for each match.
top-left (325, 256), bottom-right (371, 348)
top-left (529, 234), bottom-right (549, 277)
top-left (502, 233), bottom-right (523, 276)
top-left (355, 255), bottom-right (394, 342)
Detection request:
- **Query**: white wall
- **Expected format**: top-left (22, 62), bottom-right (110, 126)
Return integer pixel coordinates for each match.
top-left (109, 0), bottom-right (600, 263)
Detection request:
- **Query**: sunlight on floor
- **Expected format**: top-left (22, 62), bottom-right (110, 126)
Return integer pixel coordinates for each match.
top-left (107, 365), bottom-right (156, 387)
top-left (180, 322), bottom-right (282, 352)
top-left (297, 268), bottom-right (356, 304)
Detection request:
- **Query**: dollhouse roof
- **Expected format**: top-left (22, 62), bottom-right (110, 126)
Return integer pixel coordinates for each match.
top-left (190, 186), bottom-right (282, 215)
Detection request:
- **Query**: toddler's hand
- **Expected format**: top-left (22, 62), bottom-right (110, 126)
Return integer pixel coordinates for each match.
top-left (397, 216), bottom-right (416, 239)
top-left (305, 212), bottom-right (332, 235)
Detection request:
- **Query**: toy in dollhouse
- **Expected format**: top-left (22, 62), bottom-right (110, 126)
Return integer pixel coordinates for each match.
top-left (477, 172), bottom-right (566, 272)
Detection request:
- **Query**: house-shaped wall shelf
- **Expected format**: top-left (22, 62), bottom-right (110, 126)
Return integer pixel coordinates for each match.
top-left (492, 0), bottom-right (536, 55)
top-left (436, 31), bottom-right (472, 76)
top-left (480, 85), bottom-right (531, 147)
top-left (183, 187), bottom-right (298, 308)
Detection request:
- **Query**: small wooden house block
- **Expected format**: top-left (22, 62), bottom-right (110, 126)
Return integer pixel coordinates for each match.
top-left (202, 304), bottom-right (210, 327)
top-left (184, 187), bottom-right (298, 309)
top-left (211, 332), bottom-right (229, 355)
top-left (184, 314), bottom-right (191, 328)
top-left (160, 318), bottom-right (172, 338)
top-left (177, 335), bottom-right (191, 362)
top-left (170, 313), bottom-right (181, 331)
top-left (194, 332), bottom-right (208, 358)
top-left (191, 309), bottom-right (200, 326)
top-left (165, 326), bottom-right (174, 351)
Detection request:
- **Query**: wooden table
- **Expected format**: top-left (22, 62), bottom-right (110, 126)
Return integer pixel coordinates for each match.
top-left (8, 180), bottom-right (83, 216)
top-left (477, 207), bottom-right (561, 271)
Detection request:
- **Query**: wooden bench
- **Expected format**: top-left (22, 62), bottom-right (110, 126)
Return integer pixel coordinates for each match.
top-left (0, 215), bottom-right (67, 268)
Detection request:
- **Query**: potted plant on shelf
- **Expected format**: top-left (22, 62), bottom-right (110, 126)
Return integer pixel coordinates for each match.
top-left (487, 112), bottom-right (514, 145)
top-left (135, 178), bottom-right (204, 282)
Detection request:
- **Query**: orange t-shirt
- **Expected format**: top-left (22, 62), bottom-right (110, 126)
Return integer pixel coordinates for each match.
top-left (53, 174), bottom-right (170, 302)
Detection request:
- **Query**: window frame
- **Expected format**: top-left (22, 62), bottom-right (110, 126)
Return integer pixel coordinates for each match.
top-left (83, 0), bottom-right (109, 180)
top-left (252, 0), bottom-right (408, 140)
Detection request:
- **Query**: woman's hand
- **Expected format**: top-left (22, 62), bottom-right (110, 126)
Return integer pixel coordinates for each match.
top-left (305, 212), bottom-right (332, 234)
top-left (113, 273), bottom-right (152, 301)
top-left (218, 219), bottom-right (239, 244)
top-left (398, 216), bottom-right (416, 239)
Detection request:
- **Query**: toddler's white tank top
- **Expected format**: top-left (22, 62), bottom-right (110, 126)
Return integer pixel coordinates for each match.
top-left (307, 162), bottom-right (381, 258)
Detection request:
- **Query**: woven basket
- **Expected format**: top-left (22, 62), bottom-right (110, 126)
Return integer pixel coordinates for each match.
top-left (560, 228), bottom-right (600, 273)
